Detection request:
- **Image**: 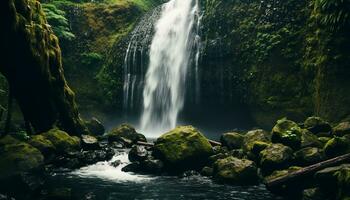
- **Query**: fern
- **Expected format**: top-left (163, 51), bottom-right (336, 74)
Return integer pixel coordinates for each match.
top-left (314, 0), bottom-right (350, 30)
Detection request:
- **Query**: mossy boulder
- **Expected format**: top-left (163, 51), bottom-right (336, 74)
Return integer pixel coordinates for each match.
top-left (318, 137), bottom-right (332, 147)
top-left (265, 166), bottom-right (302, 182)
top-left (153, 126), bottom-right (213, 171)
top-left (271, 118), bottom-right (302, 149)
top-left (107, 124), bottom-right (146, 145)
top-left (42, 129), bottom-right (81, 154)
top-left (294, 147), bottom-right (325, 166)
top-left (220, 132), bottom-right (243, 150)
top-left (259, 143), bottom-right (294, 174)
top-left (85, 117), bottom-right (105, 135)
top-left (323, 136), bottom-right (350, 157)
top-left (333, 122), bottom-right (350, 137)
top-left (301, 129), bottom-right (322, 148)
top-left (0, 136), bottom-right (44, 179)
top-left (28, 135), bottom-right (56, 156)
top-left (304, 116), bottom-right (332, 135)
top-left (242, 129), bottom-right (271, 153)
top-left (213, 156), bottom-right (259, 185)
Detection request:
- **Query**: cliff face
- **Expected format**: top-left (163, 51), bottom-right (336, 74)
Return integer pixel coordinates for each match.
top-left (0, 0), bottom-right (87, 134)
top-left (200, 0), bottom-right (350, 128)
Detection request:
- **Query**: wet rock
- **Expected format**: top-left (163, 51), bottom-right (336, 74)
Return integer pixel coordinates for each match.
top-left (318, 137), bottom-right (332, 147)
top-left (85, 117), bottom-right (105, 135)
top-left (122, 162), bottom-right (141, 173)
top-left (128, 145), bottom-right (148, 162)
top-left (304, 116), bottom-right (332, 135)
top-left (201, 166), bottom-right (214, 177)
top-left (271, 118), bottom-right (302, 149)
top-left (181, 170), bottom-right (200, 177)
top-left (242, 129), bottom-right (271, 153)
top-left (78, 149), bottom-right (114, 166)
top-left (213, 156), bottom-right (259, 185)
top-left (141, 159), bottom-right (164, 174)
top-left (0, 194), bottom-right (15, 200)
top-left (81, 135), bottom-right (100, 150)
top-left (323, 136), bottom-right (350, 157)
top-left (259, 143), bottom-right (293, 174)
top-left (220, 132), bottom-right (243, 150)
top-left (333, 122), bottom-right (350, 136)
top-left (294, 147), bottom-right (325, 166)
top-left (302, 188), bottom-right (329, 200)
top-left (41, 129), bottom-right (80, 154)
top-left (0, 136), bottom-right (44, 179)
top-left (111, 160), bottom-right (122, 167)
top-left (153, 126), bottom-right (213, 172)
top-left (301, 130), bottom-right (322, 148)
top-left (107, 124), bottom-right (146, 146)
top-left (28, 135), bottom-right (56, 157)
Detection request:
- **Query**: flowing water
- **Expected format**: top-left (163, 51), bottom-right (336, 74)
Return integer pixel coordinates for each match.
top-left (45, 151), bottom-right (282, 200)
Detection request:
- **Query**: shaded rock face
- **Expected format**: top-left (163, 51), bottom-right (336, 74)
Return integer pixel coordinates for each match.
top-left (294, 147), bottom-right (325, 166)
top-left (107, 124), bottom-right (146, 145)
top-left (0, 136), bottom-right (44, 179)
top-left (259, 143), bottom-right (293, 175)
top-left (85, 118), bottom-right (105, 135)
top-left (153, 126), bottom-right (213, 172)
top-left (271, 118), bottom-right (302, 149)
top-left (323, 136), bottom-right (350, 157)
top-left (220, 132), bottom-right (243, 150)
top-left (304, 116), bottom-right (332, 135)
top-left (333, 122), bottom-right (350, 137)
top-left (213, 156), bottom-right (258, 185)
top-left (0, 0), bottom-right (87, 135)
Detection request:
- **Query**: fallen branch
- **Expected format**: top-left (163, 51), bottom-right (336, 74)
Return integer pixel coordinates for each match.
top-left (266, 153), bottom-right (350, 190)
top-left (208, 139), bottom-right (221, 146)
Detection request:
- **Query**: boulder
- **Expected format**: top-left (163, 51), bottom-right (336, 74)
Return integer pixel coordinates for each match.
top-left (42, 129), bottom-right (80, 154)
top-left (107, 124), bottom-right (146, 145)
top-left (81, 135), bottom-right (100, 150)
top-left (294, 147), bottom-right (325, 166)
top-left (85, 117), bottom-right (105, 135)
top-left (141, 159), bottom-right (164, 174)
top-left (128, 145), bottom-right (148, 162)
top-left (201, 166), bottom-right (214, 177)
top-left (153, 126), bottom-right (213, 171)
top-left (271, 118), bottom-right (302, 149)
top-left (259, 143), bottom-right (294, 174)
top-left (242, 129), bottom-right (271, 153)
top-left (301, 129), bottom-right (322, 148)
top-left (304, 116), bottom-right (332, 135)
top-left (0, 136), bottom-right (44, 179)
top-left (323, 136), bottom-right (350, 157)
top-left (302, 188), bottom-right (328, 200)
top-left (318, 137), bottom-right (332, 147)
top-left (220, 132), bottom-right (243, 150)
top-left (213, 156), bottom-right (259, 185)
top-left (28, 135), bottom-right (56, 157)
top-left (333, 122), bottom-right (350, 136)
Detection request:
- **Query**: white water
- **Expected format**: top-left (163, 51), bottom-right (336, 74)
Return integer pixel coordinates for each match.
top-left (71, 151), bottom-right (152, 182)
top-left (140, 0), bottom-right (201, 136)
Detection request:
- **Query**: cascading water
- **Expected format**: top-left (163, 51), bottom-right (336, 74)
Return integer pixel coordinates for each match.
top-left (140, 0), bottom-right (201, 136)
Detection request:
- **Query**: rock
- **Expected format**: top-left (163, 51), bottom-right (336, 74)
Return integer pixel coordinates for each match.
top-left (259, 143), bottom-right (294, 174)
top-left (0, 194), bottom-right (15, 200)
top-left (323, 136), bottom-right (350, 157)
top-left (122, 162), bottom-right (141, 173)
top-left (0, 136), bottom-right (44, 179)
top-left (294, 147), bottom-right (325, 166)
top-left (141, 159), bottom-right (164, 174)
top-left (213, 156), bottom-right (259, 185)
top-left (107, 124), bottom-right (146, 145)
top-left (302, 188), bottom-right (328, 200)
top-left (271, 118), bottom-right (302, 149)
top-left (28, 135), bottom-right (56, 157)
top-left (265, 166), bottom-right (302, 182)
top-left (42, 129), bottom-right (80, 154)
top-left (45, 187), bottom-right (72, 200)
top-left (81, 135), bottom-right (100, 150)
top-left (111, 160), bottom-right (122, 167)
top-left (301, 129), bottom-right (322, 148)
top-left (128, 145), bottom-right (148, 162)
top-left (85, 117), bottom-right (105, 135)
top-left (242, 129), bottom-right (271, 153)
top-left (220, 132), bottom-right (243, 150)
top-left (78, 149), bottom-right (114, 166)
top-left (251, 141), bottom-right (270, 156)
top-left (201, 166), bottom-right (214, 177)
top-left (334, 122), bottom-right (350, 136)
top-left (318, 137), bottom-right (332, 146)
top-left (153, 126), bottom-right (213, 172)
top-left (304, 116), bottom-right (332, 135)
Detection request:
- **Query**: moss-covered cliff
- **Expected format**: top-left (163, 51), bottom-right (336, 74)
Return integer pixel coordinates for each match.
top-left (200, 0), bottom-right (350, 128)
top-left (0, 0), bottom-right (87, 134)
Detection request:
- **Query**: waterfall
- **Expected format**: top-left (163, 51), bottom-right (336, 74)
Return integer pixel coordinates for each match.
top-left (140, 0), bottom-right (201, 136)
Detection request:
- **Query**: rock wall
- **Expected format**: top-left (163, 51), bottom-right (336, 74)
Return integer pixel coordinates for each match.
top-left (0, 0), bottom-right (87, 134)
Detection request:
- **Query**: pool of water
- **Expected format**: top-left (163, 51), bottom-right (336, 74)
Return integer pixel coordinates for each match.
top-left (45, 151), bottom-right (283, 200)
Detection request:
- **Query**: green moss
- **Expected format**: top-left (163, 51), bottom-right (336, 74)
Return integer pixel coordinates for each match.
top-left (271, 118), bottom-right (303, 149)
top-left (0, 136), bottom-right (44, 178)
top-left (259, 143), bottom-right (294, 174)
top-left (154, 126), bottom-right (213, 170)
top-left (323, 136), bottom-right (350, 157)
top-left (41, 129), bottom-right (80, 153)
top-left (28, 135), bottom-right (56, 156)
top-left (107, 123), bottom-right (146, 143)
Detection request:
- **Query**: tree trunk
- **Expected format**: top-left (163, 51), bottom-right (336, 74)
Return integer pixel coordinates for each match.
top-left (0, 0), bottom-right (88, 135)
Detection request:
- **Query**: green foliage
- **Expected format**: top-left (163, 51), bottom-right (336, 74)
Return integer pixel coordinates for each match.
top-left (42, 3), bottom-right (75, 40)
top-left (80, 52), bottom-right (103, 67)
top-left (314, 0), bottom-right (350, 30)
